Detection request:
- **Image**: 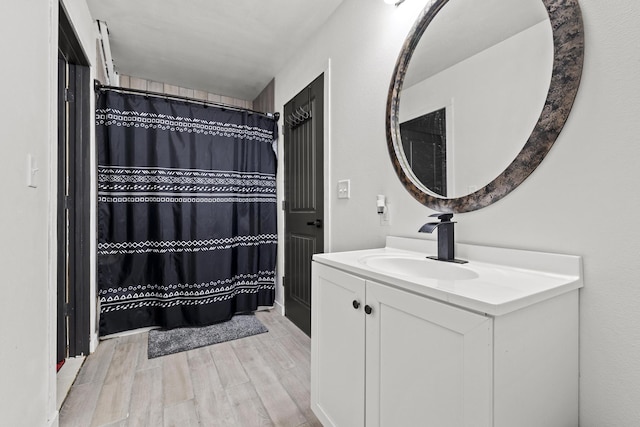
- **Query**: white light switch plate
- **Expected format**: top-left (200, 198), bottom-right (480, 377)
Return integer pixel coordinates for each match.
top-left (337, 179), bottom-right (350, 199)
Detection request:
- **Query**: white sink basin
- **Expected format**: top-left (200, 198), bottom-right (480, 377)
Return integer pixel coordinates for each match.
top-left (359, 254), bottom-right (479, 281)
top-left (314, 237), bottom-right (583, 315)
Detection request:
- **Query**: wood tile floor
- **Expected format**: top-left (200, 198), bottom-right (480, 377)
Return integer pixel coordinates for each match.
top-left (59, 310), bottom-right (321, 427)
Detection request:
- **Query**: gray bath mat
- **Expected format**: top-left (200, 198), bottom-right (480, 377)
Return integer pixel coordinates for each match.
top-left (148, 314), bottom-right (268, 359)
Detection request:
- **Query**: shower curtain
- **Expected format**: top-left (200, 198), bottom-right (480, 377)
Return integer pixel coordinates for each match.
top-left (96, 89), bottom-right (278, 336)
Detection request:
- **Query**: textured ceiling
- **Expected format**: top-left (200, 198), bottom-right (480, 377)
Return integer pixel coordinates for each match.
top-left (86, 0), bottom-right (344, 100)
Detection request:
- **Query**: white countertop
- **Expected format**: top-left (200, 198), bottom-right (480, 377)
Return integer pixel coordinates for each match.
top-left (312, 237), bottom-right (583, 316)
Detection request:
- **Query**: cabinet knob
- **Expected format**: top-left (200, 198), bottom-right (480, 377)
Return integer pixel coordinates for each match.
top-left (364, 305), bottom-right (372, 315)
top-left (352, 300), bottom-right (361, 309)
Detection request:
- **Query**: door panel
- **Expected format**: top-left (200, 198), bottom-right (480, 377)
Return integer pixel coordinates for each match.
top-left (289, 234), bottom-right (316, 308)
top-left (284, 74), bottom-right (324, 335)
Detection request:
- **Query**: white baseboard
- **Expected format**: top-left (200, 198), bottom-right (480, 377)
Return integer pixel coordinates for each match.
top-left (47, 411), bottom-right (59, 427)
top-left (90, 332), bottom-right (99, 353)
top-left (100, 326), bottom-right (158, 341)
top-left (274, 300), bottom-right (285, 316)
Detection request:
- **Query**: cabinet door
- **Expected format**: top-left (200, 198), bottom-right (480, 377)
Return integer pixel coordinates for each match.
top-left (311, 263), bottom-right (366, 427)
top-left (365, 281), bottom-right (493, 427)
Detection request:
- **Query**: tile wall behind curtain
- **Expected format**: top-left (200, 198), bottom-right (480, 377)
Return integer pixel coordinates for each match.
top-left (118, 74), bottom-right (254, 110)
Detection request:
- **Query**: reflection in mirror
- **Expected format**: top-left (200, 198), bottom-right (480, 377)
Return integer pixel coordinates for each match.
top-left (398, 0), bottom-right (553, 198)
top-left (400, 108), bottom-right (447, 196)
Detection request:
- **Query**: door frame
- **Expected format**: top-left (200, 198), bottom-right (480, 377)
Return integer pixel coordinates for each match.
top-left (277, 61), bottom-right (332, 316)
top-left (57, 3), bottom-right (91, 358)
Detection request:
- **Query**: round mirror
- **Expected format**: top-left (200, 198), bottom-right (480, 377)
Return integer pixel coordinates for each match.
top-left (386, 0), bottom-right (583, 212)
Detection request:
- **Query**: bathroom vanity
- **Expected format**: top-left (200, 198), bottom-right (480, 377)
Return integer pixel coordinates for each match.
top-left (310, 237), bottom-right (582, 427)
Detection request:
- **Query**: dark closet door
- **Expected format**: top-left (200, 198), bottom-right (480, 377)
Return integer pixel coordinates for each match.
top-left (57, 4), bottom-right (91, 361)
top-left (283, 74), bottom-right (324, 336)
top-left (57, 54), bottom-right (67, 364)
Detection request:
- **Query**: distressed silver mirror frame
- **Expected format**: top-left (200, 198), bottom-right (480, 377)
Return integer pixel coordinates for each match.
top-left (386, 0), bottom-right (584, 213)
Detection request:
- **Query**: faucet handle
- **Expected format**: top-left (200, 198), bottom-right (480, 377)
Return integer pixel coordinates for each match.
top-left (429, 212), bottom-right (454, 222)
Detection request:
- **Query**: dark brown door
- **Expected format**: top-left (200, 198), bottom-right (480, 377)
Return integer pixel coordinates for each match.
top-left (57, 4), bottom-right (91, 362)
top-left (57, 53), bottom-right (67, 364)
top-left (283, 74), bottom-right (324, 336)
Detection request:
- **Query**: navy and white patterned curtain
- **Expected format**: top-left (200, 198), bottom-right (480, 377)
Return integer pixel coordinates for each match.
top-left (96, 89), bottom-right (278, 336)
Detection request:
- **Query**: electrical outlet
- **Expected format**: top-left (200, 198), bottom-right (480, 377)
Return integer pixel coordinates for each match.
top-left (380, 207), bottom-right (390, 226)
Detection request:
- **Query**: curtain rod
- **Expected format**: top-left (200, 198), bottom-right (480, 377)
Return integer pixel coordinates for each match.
top-left (94, 80), bottom-right (280, 121)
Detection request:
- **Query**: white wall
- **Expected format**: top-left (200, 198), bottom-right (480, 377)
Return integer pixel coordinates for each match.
top-left (0, 2), bottom-right (55, 423)
top-left (400, 20), bottom-right (552, 197)
top-left (275, 0), bottom-right (640, 424)
top-left (0, 0), bottom-right (95, 425)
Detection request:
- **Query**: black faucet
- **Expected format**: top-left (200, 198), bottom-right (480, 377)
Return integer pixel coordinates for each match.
top-left (419, 213), bottom-right (467, 264)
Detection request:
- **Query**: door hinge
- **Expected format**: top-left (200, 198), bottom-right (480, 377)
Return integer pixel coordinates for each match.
top-left (64, 195), bottom-right (71, 209)
top-left (282, 276), bottom-right (285, 287)
top-left (281, 200), bottom-right (287, 211)
top-left (64, 87), bottom-right (75, 102)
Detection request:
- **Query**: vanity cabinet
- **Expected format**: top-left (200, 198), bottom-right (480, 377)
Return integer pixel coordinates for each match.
top-left (311, 262), bottom-right (492, 427)
top-left (311, 261), bottom-right (579, 427)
